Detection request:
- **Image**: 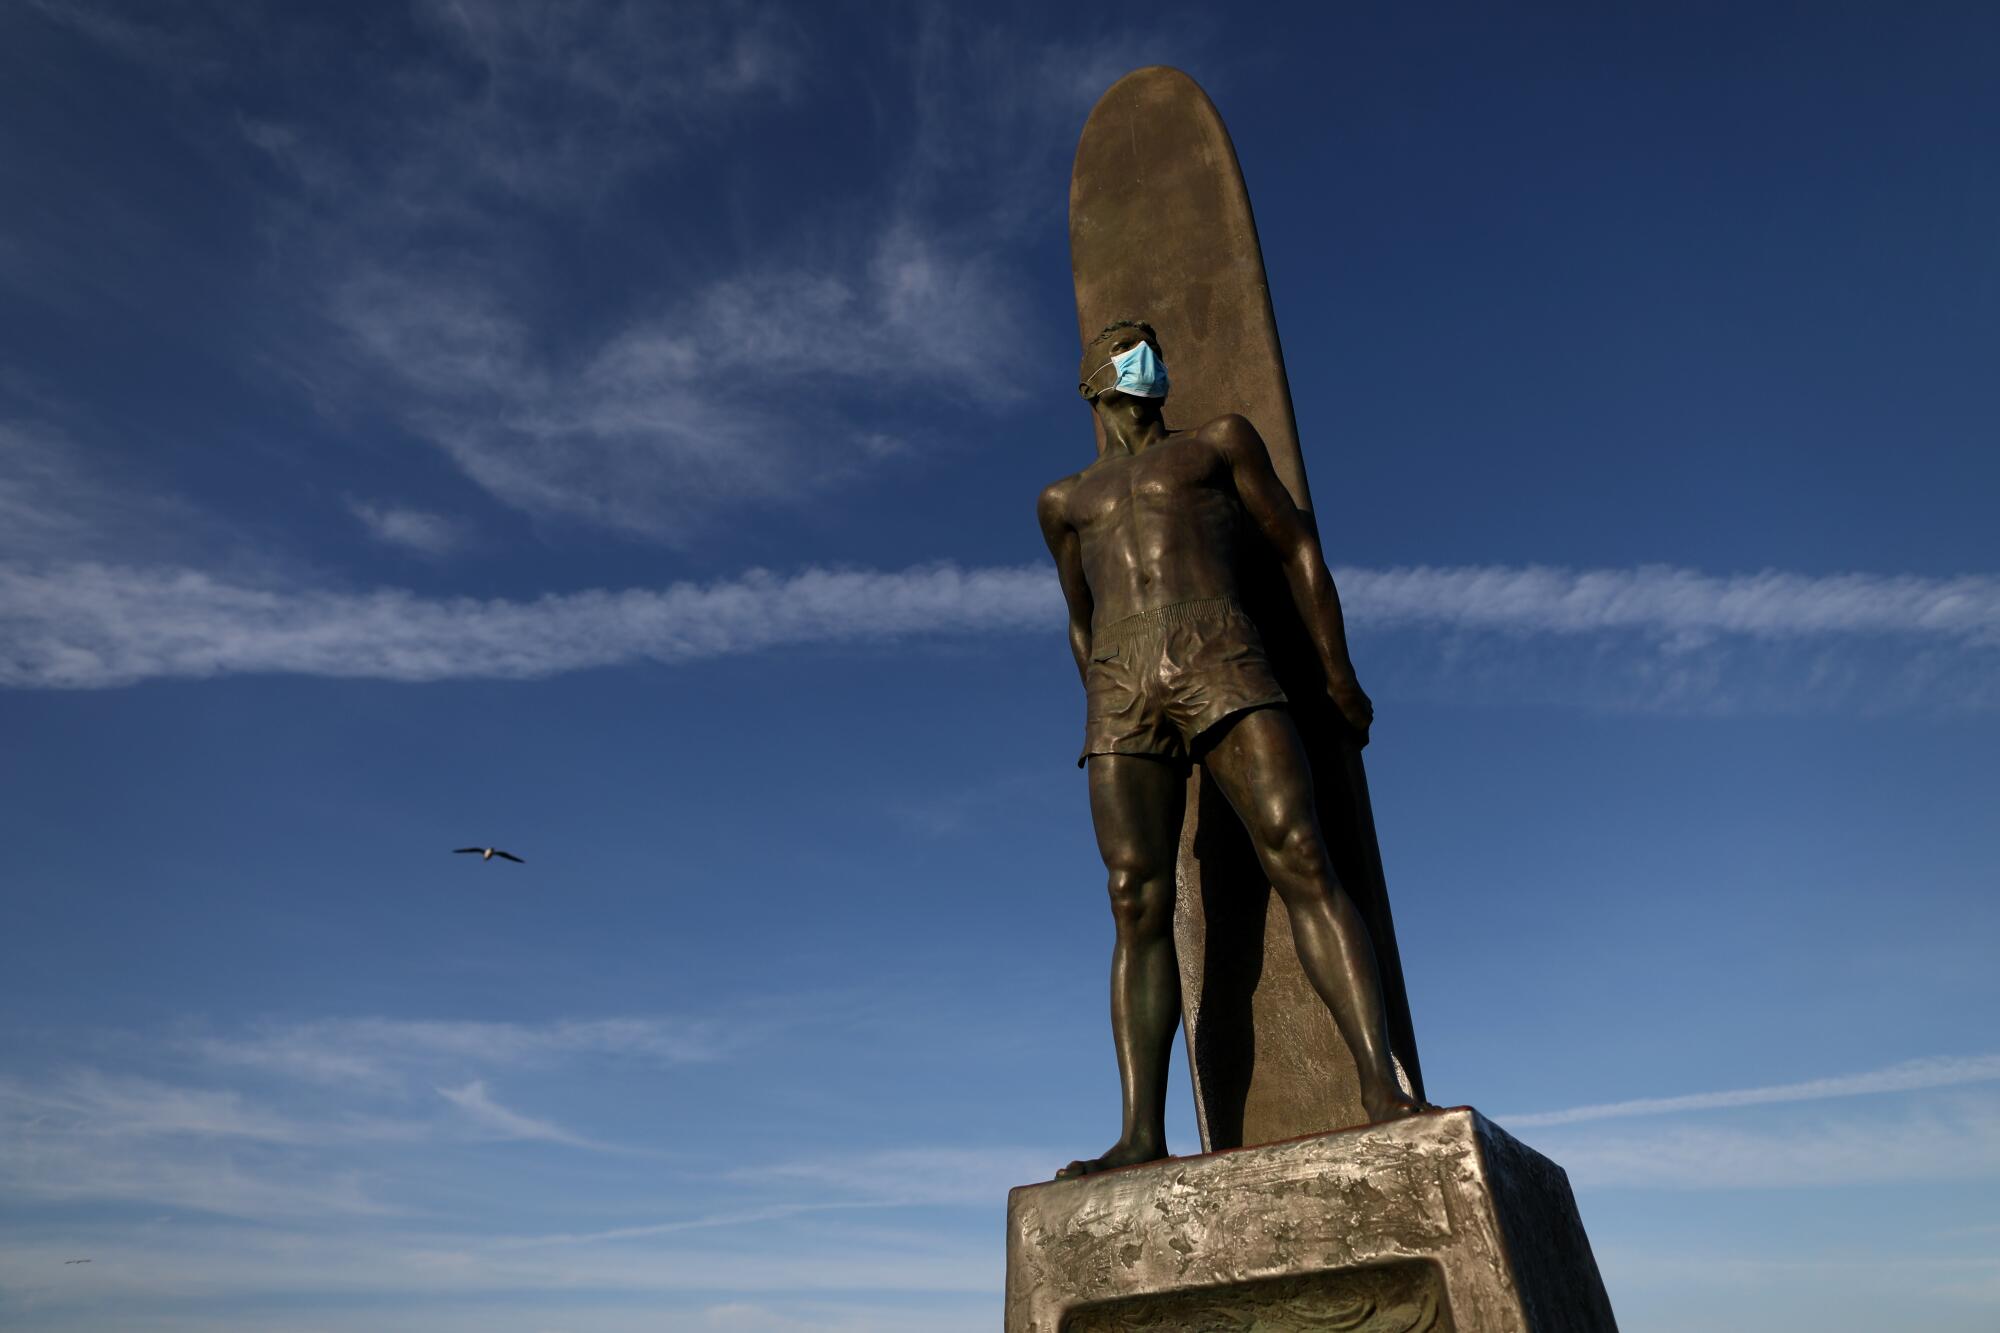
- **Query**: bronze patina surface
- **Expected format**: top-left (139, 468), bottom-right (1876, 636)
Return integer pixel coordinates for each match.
top-left (1057, 65), bottom-right (1424, 1156)
top-left (1003, 1110), bottom-right (1619, 1333)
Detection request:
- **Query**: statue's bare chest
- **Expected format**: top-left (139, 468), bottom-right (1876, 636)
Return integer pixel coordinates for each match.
top-left (1068, 441), bottom-right (1235, 535)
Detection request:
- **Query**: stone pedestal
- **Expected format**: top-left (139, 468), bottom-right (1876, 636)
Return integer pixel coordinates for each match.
top-left (1004, 1109), bottom-right (1617, 1333)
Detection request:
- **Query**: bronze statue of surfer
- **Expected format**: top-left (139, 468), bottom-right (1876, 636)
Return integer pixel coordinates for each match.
top-left (1038, 320), bottom-right (1431, 1179)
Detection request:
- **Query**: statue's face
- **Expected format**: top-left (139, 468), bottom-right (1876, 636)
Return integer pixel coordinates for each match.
top-left (1079, 326), bottom-right (1164, 401)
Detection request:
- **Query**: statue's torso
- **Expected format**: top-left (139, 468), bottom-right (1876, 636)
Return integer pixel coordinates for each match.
top-left (1064, 431), bottom-right (1248, 631)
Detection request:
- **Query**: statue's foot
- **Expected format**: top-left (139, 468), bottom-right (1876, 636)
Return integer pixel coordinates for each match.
top-left (1054, 1139), bottom-right (1167, 1181)
top-left (1363, 1088), bottom-right (1436, 1124)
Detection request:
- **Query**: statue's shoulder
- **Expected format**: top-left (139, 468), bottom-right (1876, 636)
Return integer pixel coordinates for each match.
top-left (1037, 470), bottom-right (1085, 527)
top-left (1173, 414), bottom-right (1264, 475)
top-left (1190, 412), bottom-right (1262, 455)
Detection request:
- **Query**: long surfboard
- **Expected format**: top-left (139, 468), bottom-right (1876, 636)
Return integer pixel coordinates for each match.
top-left (1069, 66), bottom-right (1425, 1150)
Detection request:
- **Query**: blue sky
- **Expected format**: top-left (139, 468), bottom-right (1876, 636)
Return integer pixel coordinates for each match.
top-left (2, 1), bottom-right (1996, 1329)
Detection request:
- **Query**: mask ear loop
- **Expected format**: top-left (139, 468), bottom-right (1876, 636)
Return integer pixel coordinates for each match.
top-left (1080, 357), bottom-right (1119, 400)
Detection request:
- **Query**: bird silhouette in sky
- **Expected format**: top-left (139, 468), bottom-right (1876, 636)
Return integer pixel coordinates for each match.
top-left (64, 1259), bottom-right (90, 1264)
top-left (454, 847), bottom-right (525, 863)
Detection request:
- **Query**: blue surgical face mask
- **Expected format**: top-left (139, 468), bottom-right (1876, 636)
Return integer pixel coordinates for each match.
top-left (1083, 340), bottom-right (1169, 399)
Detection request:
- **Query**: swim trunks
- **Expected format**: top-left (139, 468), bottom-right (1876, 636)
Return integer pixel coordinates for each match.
top-left (1079, 597), bottom-right (1288, 767)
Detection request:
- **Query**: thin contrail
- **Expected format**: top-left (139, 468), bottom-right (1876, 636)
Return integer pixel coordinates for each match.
top-left (1504, 1053), bottom-right (2000, 1127)
top-left (3, 560), bottom-right (1996, 688)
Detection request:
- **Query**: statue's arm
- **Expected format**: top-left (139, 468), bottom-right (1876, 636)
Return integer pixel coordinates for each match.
top-left (1217, 416), bottom-right (1374, 744)
top-left (1038, 480), bottom-right (1094, 684)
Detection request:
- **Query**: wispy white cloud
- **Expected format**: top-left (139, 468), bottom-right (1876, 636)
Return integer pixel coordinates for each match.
top-left (0, 419), bottom-right (203, 562)
top-left (25, 7), bottom-right (1116, 546)
top-left (1, 1069), bottom-right (329, 1145)
top-left (0, 1219), bottom-right (998, 1308)
top-left (212, 1), bottom-right (1034, 542)
top-left (328, 219), bottom-right (1024, 539)
top-left (398, 0), bottom-right (805, 204)
top-left (0, 1273), bottom-right (991, 1333)
top-left (222, 0), bottom-right (802, 220)
top-left (436, 1079), bottom-right (606, 1149)
top-left (1502, 1056), bottom-right (2000, 1192)
top-left (899, 15), bottom-right (1183, 231)
top-left (0, 559), bottom-right (1054, 687)
top-left (1526, 1092), bottom-right (2000, 1190)
top-left (0, 1012), bottom-right (779, 1223)
top-left (1506, 1053), bottom-right (2000, 1127)
top-left (1596, 1245), bottom-right (2000, 1288)
top-left (1587, 1244), bottom-right (2000, 1332)
top-left (1336, 563), bottom-right (2000, 715)
top-left (668, 1303), bottom-right (990, 1333)
top-left (0, 406), bottom-right (335, 588)
top-left (507, 1200), bottom-right (912, 1248)
top-left (0, 1015), bottom-right (739, 1219)
top-left (882, 769), bottom-right (1054, 838)
top-left (736, 1146), bottom-right (1059, 1208)
top-left (1341, 565), bottom-right (2000, 642)
top-left (0, 1133), bottom-right (399, 1221)
top-left (24, 0), bottom-right (219, 79)
top-left (0, 1070), bottom-right (407, 1219)
top-left (0, 1035), bottom-right (1006, 1317)
top-left (190, 1015), bottom-right (744, 1089)
top-left (347, 498), bottom-right (470, 556)
top-left (3, 559), bottom-right (1996, 705)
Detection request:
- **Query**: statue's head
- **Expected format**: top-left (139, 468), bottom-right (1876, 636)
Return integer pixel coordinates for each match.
top-left (1079, 319), bottom-right (1168, 404)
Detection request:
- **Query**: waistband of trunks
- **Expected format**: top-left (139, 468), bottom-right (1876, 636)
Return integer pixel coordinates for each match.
top-left (1093, 596), bottom-right (1243, 641)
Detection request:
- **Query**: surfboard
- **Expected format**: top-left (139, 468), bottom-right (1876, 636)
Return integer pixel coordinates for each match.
top-left (1069, 66), bottom-right (1425, 1150)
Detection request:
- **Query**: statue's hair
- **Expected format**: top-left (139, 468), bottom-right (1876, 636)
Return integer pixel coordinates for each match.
top-left (1087, 318), bottom-right (1159, 351)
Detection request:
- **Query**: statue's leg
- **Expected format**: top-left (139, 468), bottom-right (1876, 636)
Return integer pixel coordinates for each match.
top-left (1057, 753), bottom-right (1188, 1180)
top-left (1200, 707), bottom-right (1425, 1124)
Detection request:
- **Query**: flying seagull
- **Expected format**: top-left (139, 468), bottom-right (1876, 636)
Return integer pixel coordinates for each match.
top-left (64, 1259), bottom-right (90, 1264)
top-left (454, 847), bottom-right (525, 863)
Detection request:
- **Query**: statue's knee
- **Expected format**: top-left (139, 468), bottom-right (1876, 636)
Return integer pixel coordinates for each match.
top-left (1106, 866), bottom-right (1171, 931)
top-left (1261, 821), bottom-right (1331, 892)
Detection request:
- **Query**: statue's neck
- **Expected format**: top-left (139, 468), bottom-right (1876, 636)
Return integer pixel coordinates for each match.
top-left (1094, 399), bottom-right (1172, 457)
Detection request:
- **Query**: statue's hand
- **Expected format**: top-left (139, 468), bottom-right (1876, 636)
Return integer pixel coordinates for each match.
top-left (1327, 675), bottom-right (1374, 748)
